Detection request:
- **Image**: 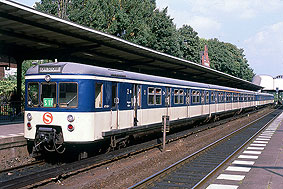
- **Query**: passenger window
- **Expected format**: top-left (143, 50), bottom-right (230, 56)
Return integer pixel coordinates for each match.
top-left (192, 90), bottom-right (196, 103)
top-left (59, 82), bottom-right (78, 108)
top-left (174, 89), bottom-right (179, 104)
top-left (156, 88), bottom-right (162, 105)
top-left (206, 91), bottom-right (209, 103)
top-left (148, 87), bottom-right (162, 105)
top-left (95, 83), bottom-right (103, 108)
top-left (211, 91), bottom-right (215, 102)
top-left (179, 90), bottom-right (184, 104)
top-left (27, 82), bottom-right (39, 107)
top-left (148, 87), bottom-right (155, 105)
top-left (197, 91), bottom-right (200, 103)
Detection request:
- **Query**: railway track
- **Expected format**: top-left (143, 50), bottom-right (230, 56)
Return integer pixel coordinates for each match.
top-left (130, 108), bottom-right (282, 188)
top-left (0, 107), bottom-right (275, 188)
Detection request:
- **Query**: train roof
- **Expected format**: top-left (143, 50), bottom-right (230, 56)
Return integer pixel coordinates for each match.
top-left (26, 62), bottom-right (271, 95)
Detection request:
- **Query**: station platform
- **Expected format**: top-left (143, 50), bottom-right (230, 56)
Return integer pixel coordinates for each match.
top-left (0, 123), bottom-right (24, 140)
top-left (207, 112), bottom-right (283, 189)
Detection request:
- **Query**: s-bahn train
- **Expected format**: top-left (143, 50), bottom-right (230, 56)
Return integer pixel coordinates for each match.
top-left (24, 62), bottom-right (274, 155)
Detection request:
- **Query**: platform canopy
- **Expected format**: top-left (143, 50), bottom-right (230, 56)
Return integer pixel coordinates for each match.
top-left (0, 0), bottom-right (262, 91)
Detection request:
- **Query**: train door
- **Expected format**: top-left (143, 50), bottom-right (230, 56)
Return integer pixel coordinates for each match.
top-left (133, 84), bottom-right (141, 126)
top-left (165, 87), bottom-right (171, 117)
top-left (186, 89), bottom-right (190, 118)
top-left (111, 82), bottom-right (119, 129)
top-left (201, 90), bottom-right (205, 115)
top-left (215, 91), bottom-right (218, 113)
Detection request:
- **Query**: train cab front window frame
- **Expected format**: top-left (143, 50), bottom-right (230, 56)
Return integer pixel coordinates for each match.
top-left (40, 82), bottom-right (57, 108)
top-left (27, 82), bottom-right (40, 107)
top-left (59, 82), bottom-right (78, 108)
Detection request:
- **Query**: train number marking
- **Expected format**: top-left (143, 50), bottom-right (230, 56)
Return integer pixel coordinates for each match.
top-left (43, 112), bottom-right (53, 124)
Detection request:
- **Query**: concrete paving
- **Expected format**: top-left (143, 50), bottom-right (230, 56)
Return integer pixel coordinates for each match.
top-left (207, 112), bottom-right (283, 189)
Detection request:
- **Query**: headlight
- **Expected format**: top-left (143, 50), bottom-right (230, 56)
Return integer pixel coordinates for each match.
top-left (45, 74), bottom-right (51, 82)
top-left (27, 113), bottom-right (32, 121)
top-left (67, 115), bottom-right (74, 122)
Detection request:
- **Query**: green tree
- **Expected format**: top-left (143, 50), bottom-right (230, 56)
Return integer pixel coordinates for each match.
top-left (147, 7), bottom-right (183, 58)
top-left (35, 0), bottom-right (58, 16)
top-left (178, 25), bottom-right (200, 63)
top-left (0, 75), bottom-right (17, 103)
top-left (200, 38), bottom-right (255, 81)
top-left (0, 60), bottom-right (48, 104)
top-left (35, 0), bottom-right (184, 58)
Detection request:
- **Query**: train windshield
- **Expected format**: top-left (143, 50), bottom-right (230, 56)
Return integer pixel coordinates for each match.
top-left (59, 83), bottom-right (78, 108)
top-left (41, 82), bottom-right (57, 107)
top-left (27, 83), bottom-right (39, 107)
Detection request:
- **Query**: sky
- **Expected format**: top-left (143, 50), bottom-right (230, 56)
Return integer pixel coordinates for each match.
top-left (15, 0), bottom-right (283, 77)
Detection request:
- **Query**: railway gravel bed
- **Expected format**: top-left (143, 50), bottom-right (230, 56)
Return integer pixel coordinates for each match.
top-left (132, 108), bottom-right (281, 188)
top-left (38, 107), bottom-right (274, 189)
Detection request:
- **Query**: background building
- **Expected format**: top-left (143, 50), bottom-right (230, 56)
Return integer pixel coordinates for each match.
top-left (252, 75), bottom-right (283, 103)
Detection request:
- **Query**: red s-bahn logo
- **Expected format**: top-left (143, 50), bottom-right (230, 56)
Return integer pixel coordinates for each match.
top-left (43, 112), bottom-right (53, 124)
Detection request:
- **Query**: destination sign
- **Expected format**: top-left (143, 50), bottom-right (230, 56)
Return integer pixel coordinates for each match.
top-left (39, 66), bottom-right (61, 73)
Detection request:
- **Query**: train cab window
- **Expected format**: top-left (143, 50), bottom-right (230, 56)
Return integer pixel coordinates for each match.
top-left (95, 83), bottom-right (103, 108)
top-left (27, 82), bottom-right (39, 107)
top-left (41, 82), bottom-right (57, 107)
top-left (59, 83), bottom-right (78, 108)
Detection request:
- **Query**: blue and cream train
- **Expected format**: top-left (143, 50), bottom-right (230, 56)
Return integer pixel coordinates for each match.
top-left (24, 62), bottom-right (274, 154)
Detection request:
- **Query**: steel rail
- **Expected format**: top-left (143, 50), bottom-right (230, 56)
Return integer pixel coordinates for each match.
top-left (130, 108), bottom-right (280, 188)
top-left (192, 108), bottom-right (281, 188)
top-left (0, 160), bottom-right (44, 174)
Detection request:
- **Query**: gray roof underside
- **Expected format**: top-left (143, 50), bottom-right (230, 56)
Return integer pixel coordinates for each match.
top-left (0, 0), bottom-right (262, 91)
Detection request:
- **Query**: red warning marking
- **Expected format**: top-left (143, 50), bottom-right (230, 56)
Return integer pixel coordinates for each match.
top-left (43, 112), bottom-right (53, 124)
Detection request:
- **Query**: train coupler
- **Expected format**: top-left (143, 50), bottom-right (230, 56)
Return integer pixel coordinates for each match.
top-left (33, 127), bottom-right (65, 154)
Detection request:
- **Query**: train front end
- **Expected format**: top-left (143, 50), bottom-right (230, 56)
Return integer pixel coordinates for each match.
top-left (24, 63), bottom-right (95, 156)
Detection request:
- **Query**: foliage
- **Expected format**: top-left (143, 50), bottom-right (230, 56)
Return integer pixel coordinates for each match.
top-left (178, 25), bottom-right (200, 63)
top-left (199, 38), bottom-right (255, 81)
top-left (0, 60), bottom-right (47, 103)
top-left (34, 0), bottom-right (255, 81)
top-left (35, 0), bottom-right (58, 16)
top-left (0, 75), bottom-right (17, 103)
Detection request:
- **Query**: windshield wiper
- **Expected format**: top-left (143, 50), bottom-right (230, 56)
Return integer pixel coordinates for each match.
top-left (66, 95), bottom-right (77, 106)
